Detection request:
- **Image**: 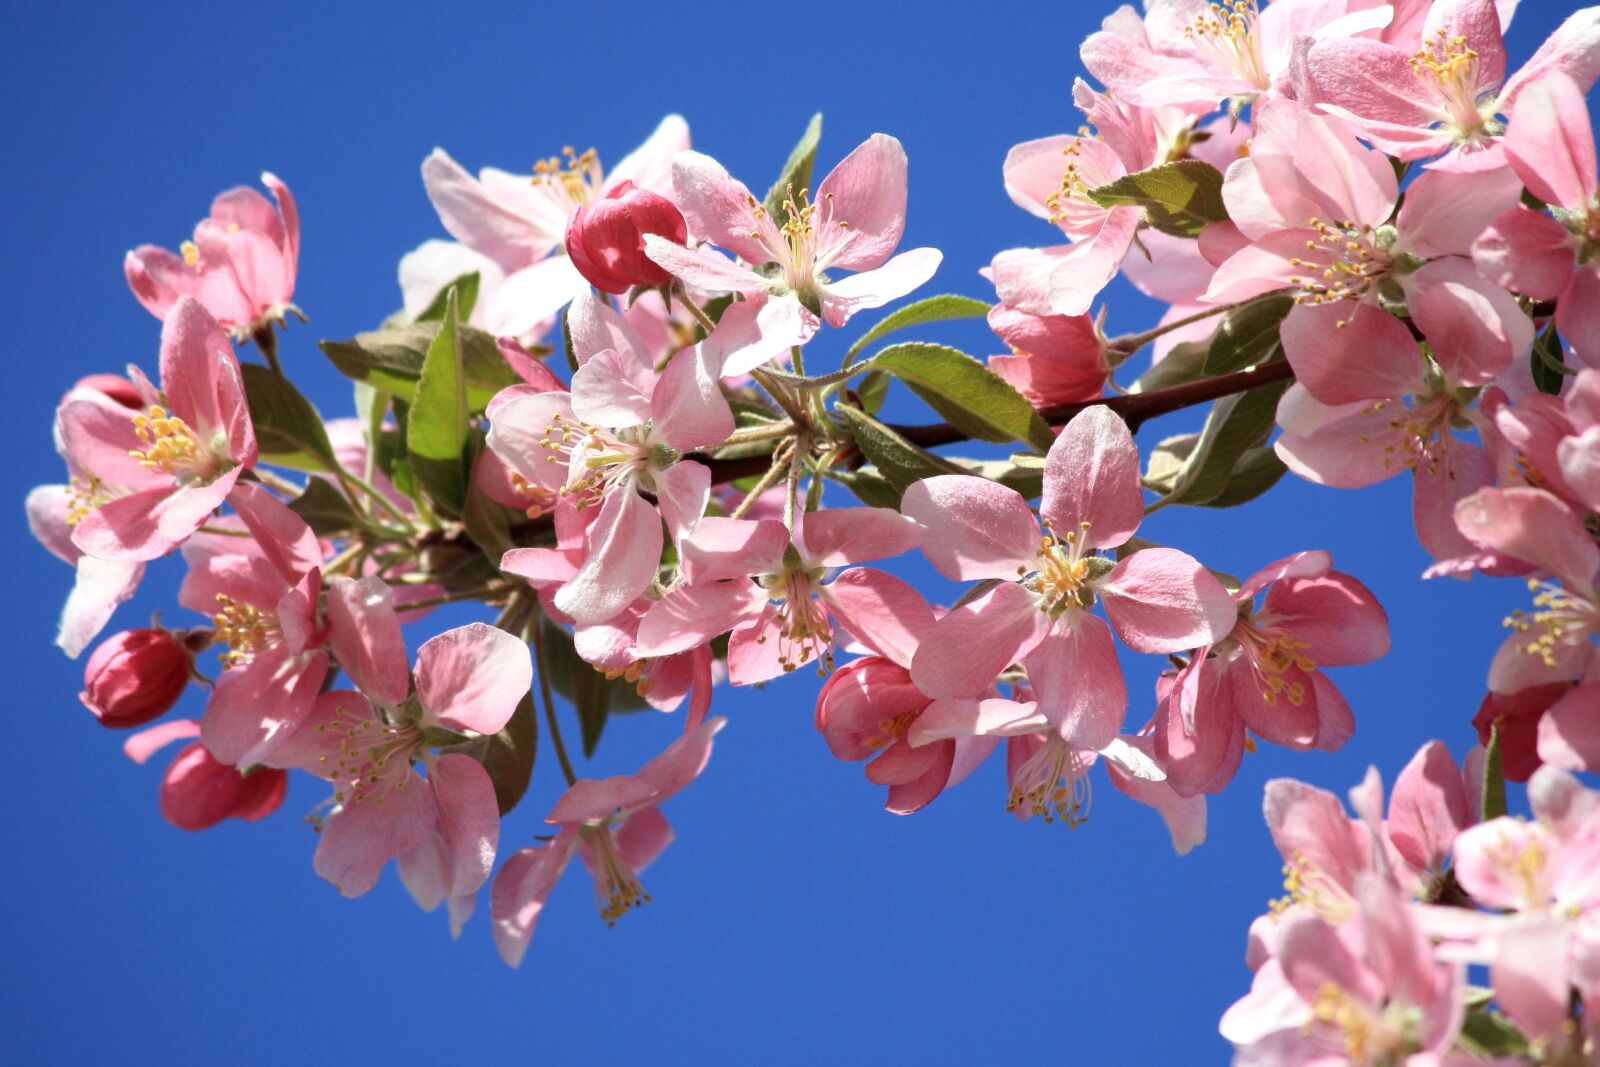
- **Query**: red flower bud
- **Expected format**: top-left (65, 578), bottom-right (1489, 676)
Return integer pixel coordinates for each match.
top-left (80, 629), bottom-right (191, 729)
top-left (565, 180), bottom-right (688, 294)
top-left (160, 743), bottom-right (288, 831)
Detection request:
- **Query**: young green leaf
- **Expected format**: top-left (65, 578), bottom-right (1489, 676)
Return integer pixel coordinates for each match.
top-left (1531, 323), bottom-right (1569, 396)
top-left (835, 404), bottom-right (966, 502)
top-left (1149, 375), bottom-right (1289, 508)
top-left (873, 342), bottom-right (1055, 452)
top-left (764, 113), bottom-right (823, 225)
top-left (1201, 295), bottom-right (1293, 376)
top-left (1088, 159), bottom-right (1228, 238)
top-left (320, 321), bottom-right (521, 409)
top-left (240, 364), bottom-right (339, 472)
top-left (414, 271), bottom-right (480, 324)
top-left (406, 288), bottom-right (471, 515)
top-left (844, 294), bottom-right (992, 363)
top-left (482, 693), bottom-right (537, 816)
top-left (287, 477), bottom-right (369, 537)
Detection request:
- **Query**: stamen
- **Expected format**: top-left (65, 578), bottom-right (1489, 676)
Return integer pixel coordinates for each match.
top-left (1006, 735), bottom-right (1093, 826)
top-left (1183, 1), bottom-right (1269, 92)
top-left (583, 825), bottom-right (650, 927)
top-left (212, 594), bottom-right (279, 668)
top-left (129, 405), bottom-right (216, 480)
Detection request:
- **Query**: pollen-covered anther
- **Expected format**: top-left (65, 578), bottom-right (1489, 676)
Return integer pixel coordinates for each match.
top-left (583, 826), bottom-right (650, 927)
top-left (1503, 578), bottom-right (1596, 668)
top-left (64, 474), bottom-right (107, 526)
top-left (211, 594), bottom-right (278, 668)
top-left (312, 700), bottom-right (420, 806)
top-left (129, 405), bottom-right (214, 478)
top-left (1182, 0), bottom-right (1268, 92)
top-left (532, 145), bottom-right (604, 207)
top-left (1410, 29), bottom-right (1484, 133)
top-left (1287, 218), bottom-right (1389, 312)
top-left (1237, 624), bottom-right (1316, 706)
top-left (1006, 735), bottom-right (1093, 826)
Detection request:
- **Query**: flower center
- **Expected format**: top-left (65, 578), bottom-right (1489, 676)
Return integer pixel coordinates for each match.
top-left (1270, 850), bottom-right (1357, 923)
top-left (211, 594), bottom-right (280, 668)
top-left (1045, 139), bottom-right (1117, 235)
top-left (1307, 983), bottom-right (1402, 1064)
top-left (1023, 523), bottom-right (1101, 616)
top-left (64, 474), bottom-right (108, 527)
top-left (130, 405), bottom-right (220, 481)
top-left (743, 186), bottom-right (851, 296)
top-left (1410, 29), bottom-right (1488, 137)
top-left (1504, 578), bottom-right (1599, 669)
top-left (582, 824), bottom-right (650, 927)
top-left (313, 699), bottom-right (422, 806)
top-left (863, 711), bottom-right (918, 752)
top-left (180, 240), bottom-right (200, 268)
top-left (1286, 219), bottom-right (1390, 309)
top-left (1236, 622), bottom-right (1316, 707)
top-left (760, 568), bottom-right (834, 675)
top-left (508, 471), bottom-right (560, 520)
top-left (534, 146), bottom-right (604, 209)
top-left (1355, 393), bottom-right (1461, 476)
top-left (1184, 1), bottom-right (1269, 92)
top-left (538, 412), bottom-right (652, 510)
top-left (1007, 735), bottom-right (1093, 826)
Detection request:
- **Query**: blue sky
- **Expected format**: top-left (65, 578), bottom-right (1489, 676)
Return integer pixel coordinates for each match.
top-left (0, 2), bottom-right (1582, 1063)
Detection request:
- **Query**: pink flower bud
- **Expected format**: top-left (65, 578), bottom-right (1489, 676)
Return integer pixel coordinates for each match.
top-left (159, 743), bottom-right (287, 831)
top-left (565, 181), bottom-right (688, 294)
top-left (815, 657), bottom-right (929, 761)
top-left (80, 629), bottom-right (191, 729)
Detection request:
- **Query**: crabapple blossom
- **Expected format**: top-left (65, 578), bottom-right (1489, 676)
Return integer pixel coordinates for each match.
top-left (123, 719), bottom-right (289, 832)
top-left (80, 628), bottom-right (194, 729)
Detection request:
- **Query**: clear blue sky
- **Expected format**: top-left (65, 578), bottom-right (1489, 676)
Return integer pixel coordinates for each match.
top-left (0, 2), bottom-right (1579, 1063)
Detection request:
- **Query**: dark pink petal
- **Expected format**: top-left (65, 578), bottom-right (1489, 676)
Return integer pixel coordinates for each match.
top-left (554, 487), bottom-right (662, 625)
top-left (414, 622), bottom-right (532, 735)
top-left (314, 767), bottom-right (439, 898)
top-left (1100, 547), bottom-right (1237, 654)
top-left (1538, 682), bottom-right (1600, 773)
top-left (1023, 612), bottom-right (1126, 751)
top-left (326, 576), bottom-right (410, 709)
top-left (1042, 405), bottom-right (1143, 550)
top-left (490, 830), bottom-right (578, 968)
top-left (798, 506), bottom-right (923, 568)
top-left (864, 737), bottom-right (945, 786)
top-left (1227, 657), bottom-right (1320, 750)
top-left (1387, 740), bottom-right (1470, 872)
top-left (1310, 673), bottom-right (1355, 753)
top-left (1267, 571), bottom-right (1391, 667)
top-left (1263, 778), bottom-right (1368, 897)
top-left (725, 607), bottom-right (794, 684)
top-left (815, 133), bottom-right (909, 272)
top-left (227, 481), bottom-right (323, 584)
top-left (430, 753), bottom-right (500, 897)
top-left (884, 741), bottom-right (957, 815)
top-left (1158, 656), bottom-right (1244, 796)
top-left (1557, 267), bottom-right (1600, 369)
top-left (614, 806), bottom-right (675, 872)
top-left (124, 246), bottom-right (193, 320)
top-left (158, 298), bottom-right (230, 442)
top-left (635, 580), bottom-right (766, 658)
top-left (201, 646), bottom-right (328, 768)
top-left (900, 475), bottom-right (1038, 581)
top-left (910, 582), bottom-right (1048, 699)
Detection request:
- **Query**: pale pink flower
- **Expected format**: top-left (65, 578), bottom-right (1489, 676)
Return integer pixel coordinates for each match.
top-left (909, 692), bottom-right (1204, 852)
top-left (421, 115), bottom-right (690, 336)
top-left (486, 294), bottom-right (732, 625)
top-left (123, 719), bottom-right (288, 832)
top-left (633, 508), bottom-right (925, 685)
top-left (1157, 551), bottom-right (1388, 795)
top-left (1220, 876), bottom-right (1465, 1064)
top-left (1273, 304), bottom-right (1506, 562)
top-left (490, 717), bottom-right (724, 968)
top-left (571, 593), bottom-right (716, 726)
top-left (1305, 0), bottom-right (1600, 170)
top-left (26, 473), bottom-right (144, 659)
top-left (125, 174), bottom-right (300, 340)
top-left (1080, 0), bottom-right (1397, 111)
top-left (984, 301), bottom-right (1109, 408)
top-left (1473, 74), bottom-right (1600, 367)
top-left (271, 585), bottom-right (532, 900)
top-left (56, 298), bottom-right (257, 563)
top-left (642, 134), bottom-right (943, 375)
top-left (178, 483), bottom-right (330, 768)
top-left (1453, 487), bottom-right (1600, 694)
top-left (814, 576), bottom-right (998, 815)
top-left (900, 406), bottom-right (1236, 750)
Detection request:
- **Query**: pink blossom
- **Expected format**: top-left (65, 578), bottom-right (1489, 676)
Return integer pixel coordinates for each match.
top-left (125, 173), bottom-right (300, 339)
top-left (80, 628), bottom-right (193, 729)
top-left (1305, 1), bottom-right (1600, 169)
top-left (571, 593), bottom-right (715, 726)
top-left (486, 294), bottom-right (732, 624)
top-left (642, 134), bottom-right (942, 375)
top-left (900, 406), bottom-right (1236, 750)
top-left (123, 719), bottom-right (288, 832)
top-left (984, 301), bottom-right (1109, 408)
top-left (1081, 0), bottom-right (1397, 111)
top-left (1453, 487), bottom-right (1600, 694)
top-left (1473, 683), bottom-right (1575, 781)
top-left (490, 717), bottom-right (724, 968)
top-left (421, 115), bottom-right (690, 336)
top-left (814, 576), bottom-right (997, 815)
top-left (1157, 550), bottom-right (1388, 795)
top-left (26, 479), bottom-right (145, 659)
top-left (1473, 73), bottom-right (1600, 367)
top-left (272, 587), bottom-right (532, 900)
top-left (633, 508), bottom-right (925, 685)
top-left (56, 298), bottom-right (257, 563)
top-left (178, 483), bottom-right (330, 768)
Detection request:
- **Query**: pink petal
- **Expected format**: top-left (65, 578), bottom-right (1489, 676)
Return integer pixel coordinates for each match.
top-left (57, 556), bottom-right (145, 659)
top-left (567, 292), bottom-right (649, 368)
top-left (1454, 487), bottom-right (1600, 593)
top-left (821, 567), bottom-right (935, 668)
top-left (491, 257), bottom-right (590, 337)
top-left (1395, 164), bottom-right (1524, 258)
top-left (1046, 207), bottom-right (1140, 317)
top-left (1557, 267), bottom-right (1600, 370)
top-left (900, 475), bottom-right (1039, 581)
top-left (549, 775), bottom-right (657, 826)
top-left (1492, 915), bottom-right (1574, 1042)
top-left (635, 715), bottom-right (724, 802)
top-left (1277, 912), bottom-right (1383, 1008)
top-left (607, 114), bottom-right (692, 197)
top-left (650, 344), bottom-right (734, 451)
top-left (1267, 571), bottom-right (1391, 667)
top-left (421, 148), bottom-right (550, 271)
top-left (490, 831), bottom-right (578, 967)
top-left (1003, 135), bottom-right (1080, 221)
top-left (326, 576), bottom-right (410, 709)
top-left (569, 347), bottom-right (654, 428)
top-left (907, 697), bottom-right (1048, 746)
top-left (226, 481), bottom-right (324, 584)
top-left (1500, 10), bottom-right (1600, 118)
top-left (1472, 206), bottom-right (1578, 302)
top-left (1452, 817), bottom-right (1555, 909)
top-left (798, 506), bottom-right (923, 568)
top-left (1023, 612), bottom-right (1126, 751)
top-left (1238, 550), bottom-right (1333, 601)
top-left (815, 133), bottom-right (909, 272)
top-left (123, 718), bottom-right (202, 765)
top-left (1538, 682), bottom-right (1600, 772)
top-left (613, 805), bottom-right (675, 872)
top-left (1387, 741), bottom-right (1471, 871)
top-left (1106, 750), bottom-right (1208, 855)
top-left (1100, 547), bottom-right (1237, 654)
top-left (680, 516), bottom-right (789, 583)
top-left (651, 461), bottom-right (711, 545)
top-left (635, 580), bottom-right (766, 658)
top-left (725, 606), bottom-right (794, 684)
top-left (201, 646), bottom-right (328, 768)
top-left (1263, 778), bottom-right (1368, 897)
top-left (553, 488), bottom-right (663, 625)
top-left (414, 622), bottom-right (532, 735)
top-left (314, 767), bottom-right (439, 898)
top-left (667, 150), bottom-right (773, 266)
top-left (1408, 257), bottom-right (1529, 388)
top-left (430, 753), bottom-right (500, 897)
top-left (989, 244), bottom-right (1072, 316)
top-left (909, 581), bottom-right (1049, 699)
top-left (1282, 302), bottom-right (1423, 406)
top-left (642, 235), bottom-right (766, 297)
top-left (819, 248), bottom-right (942, 328)
top-left (1042, 405), bottom-right (1143, 550)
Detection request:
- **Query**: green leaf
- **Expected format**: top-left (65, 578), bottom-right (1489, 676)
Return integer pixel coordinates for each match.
top-left (873, 343), bottom-right (1055, 452)
top-left (319, 321), bottom-right (520, 410)
top-left (844, 294), bottom-right (992, 363)
top-left (406, 288), bottom-right (471, 516)
top-left (764, 113), bottom-right (823, 225)
top-left (1131, 338), bottom-right (1211, 394)
top-left (856, 369), bottom-right (889, 415)
top-left (1532, 322), bottom-right (1569, 395)
top-left (1146, 433), bottom-right (1288, 509)
top-left (240, 364), bottom-right (339, 472)
top-left (539, 618), bottom-right (648, 758)
top-left (1483, 722), bottom-right (1508, 821)
top-left (1149, 374), bottom-right (1290, 507)
top-left (1088, 159), bottom-right (1228, 238)
top-left (835, 405), bottom-right (966, 504)
top-left (482, 693), bottom-right (536, 816)
top-left (1456, 1006), bottom-right (1529, 1058)
top-left (1202, 295), bottom-right (1293, 376)
top-left (827, 467), bottom-right (903, 509)
top-left (287, 477), bottom-right (368, 537)
top-left (414, 271), bottom-right (480, 324)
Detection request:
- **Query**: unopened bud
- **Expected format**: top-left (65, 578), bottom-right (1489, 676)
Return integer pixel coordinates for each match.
top-left (566, 181), bottom-right (688, 294)
top-left (80, 629), bottom-right (191, 729)
top-left (159, 744), bottom-right (287, 831)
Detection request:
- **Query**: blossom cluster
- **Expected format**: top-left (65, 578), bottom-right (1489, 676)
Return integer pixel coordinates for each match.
top-left (23, 0), bottom-right (1600, 1056)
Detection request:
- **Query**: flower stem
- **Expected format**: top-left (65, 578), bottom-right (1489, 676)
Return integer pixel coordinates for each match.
top-left (251, 325), bottom-right (285, 377)
top-left (526, 601), bottom-right (578, 786)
